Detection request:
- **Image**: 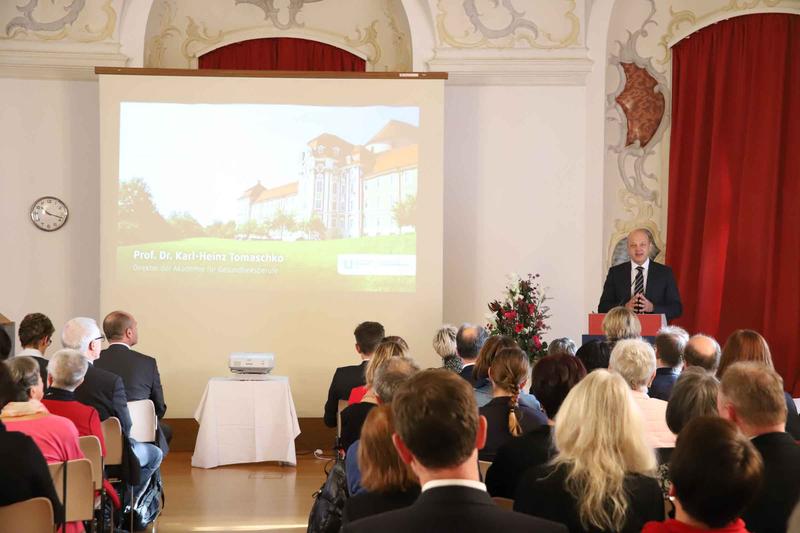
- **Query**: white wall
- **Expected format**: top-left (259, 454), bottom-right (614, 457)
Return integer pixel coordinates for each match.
top-left (443, 85), bottom-right (589, 342)
top-left (0, 79), bottom-right (100, 352)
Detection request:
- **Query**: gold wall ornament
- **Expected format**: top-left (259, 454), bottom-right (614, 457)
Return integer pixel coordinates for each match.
top-left (383, 4), bottom-right (411, 71)
top-left (145, 1), bottom-right (182, 68)
top-left (345, 20), bottom-right (381, 65)
top-left (181, 16), bottom-right (225, 65)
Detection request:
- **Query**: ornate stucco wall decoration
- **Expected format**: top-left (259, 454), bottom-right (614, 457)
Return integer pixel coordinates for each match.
top-left (2, 0), bottom-right (117, 42)
top-left (435, 0), bottom-right (581, 49)
top-left (234, 0), bottom-right (324, 30)
top-left (615, 63), bottom-right (665, 148)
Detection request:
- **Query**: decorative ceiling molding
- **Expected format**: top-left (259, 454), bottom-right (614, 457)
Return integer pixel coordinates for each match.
top-left (0, 40), bottom-right (127, 80)
top-left (429, 49), bottom-right (592, 85)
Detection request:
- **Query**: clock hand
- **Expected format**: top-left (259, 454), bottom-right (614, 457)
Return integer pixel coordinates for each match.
top-left (44, 210), bottom-right (64, 220)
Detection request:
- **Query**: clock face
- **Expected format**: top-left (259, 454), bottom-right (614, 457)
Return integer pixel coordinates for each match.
top-left (30, 196), bottom-right (69, 232)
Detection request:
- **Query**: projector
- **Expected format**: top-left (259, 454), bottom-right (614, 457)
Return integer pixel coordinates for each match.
top-left (229, 352), bottom-right (275, 374)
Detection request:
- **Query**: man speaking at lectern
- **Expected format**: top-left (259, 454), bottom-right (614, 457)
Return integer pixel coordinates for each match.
top-left (598, 229), bottom-right (682, 320)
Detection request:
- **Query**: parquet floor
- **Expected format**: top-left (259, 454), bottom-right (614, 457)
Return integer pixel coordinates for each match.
top-left (151, 451), bottom-right (330, 532)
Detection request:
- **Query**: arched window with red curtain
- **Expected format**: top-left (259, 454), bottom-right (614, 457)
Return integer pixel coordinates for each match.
top-left (198, 37), bottom-right (366, 72)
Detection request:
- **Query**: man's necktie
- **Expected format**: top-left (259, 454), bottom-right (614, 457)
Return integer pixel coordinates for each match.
top-left (634, 266), bottom-right (644, 313)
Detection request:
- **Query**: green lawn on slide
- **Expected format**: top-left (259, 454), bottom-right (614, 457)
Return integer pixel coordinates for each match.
top-left (116, 233), bottom-right (416, 292)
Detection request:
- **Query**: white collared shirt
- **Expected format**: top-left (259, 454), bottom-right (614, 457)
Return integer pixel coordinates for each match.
top-left (421, 479), bottom-right (487, 493)
top-left (630, 258), bottom-right (650, 293)
top-left (108, 342), bottom-right (130, 349)
top-left (17, 347), bottom-right (44, 358)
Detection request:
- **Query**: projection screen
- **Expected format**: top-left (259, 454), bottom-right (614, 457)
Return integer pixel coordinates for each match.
top-left (99, 70), bottom-right (444, 418)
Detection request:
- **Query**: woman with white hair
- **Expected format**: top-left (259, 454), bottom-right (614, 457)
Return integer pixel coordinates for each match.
top-left (514, 370), bottom-right (663, 532)
top-left (432, 325), bottom-right (461, 373)
top-left (610, 338), bottom-right (675, 448)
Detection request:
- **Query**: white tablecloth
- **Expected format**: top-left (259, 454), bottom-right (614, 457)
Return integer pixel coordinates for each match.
top-left (191, 375), bottom-right (301, 469)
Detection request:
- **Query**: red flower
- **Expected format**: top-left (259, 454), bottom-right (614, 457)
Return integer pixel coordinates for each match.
top-left (504, 311), bottom-right (517, 321)
top-left (515, 323), bottom-right (524, 333)
top-left (528, 303), bottom-right (535, 315)
top-left (532, 335), bottom-right (542, 349)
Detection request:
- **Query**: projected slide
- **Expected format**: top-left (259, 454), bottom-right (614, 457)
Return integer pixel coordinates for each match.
top-left (116, 102), bottom-right (418, 292)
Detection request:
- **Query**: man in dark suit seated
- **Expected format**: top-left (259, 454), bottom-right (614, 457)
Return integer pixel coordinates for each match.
top-left (62, 316), bottom-right (162, 501)
top-left (96, 311), bottom-right (171, 452)
top-left (16, 312), bottom-right (55, 386)
top-left (343, 369), bottom-right (567, 533)
top-left (718, 362), bottom-right (800, 533)
top-left (323, 321), bottom-right (385, 428)
top-left (649, 326), bottom-right (688, 401)
top-left (456, 323), bottom-right (488, 386)
top-left (598, 229), bottom-right (682, 320)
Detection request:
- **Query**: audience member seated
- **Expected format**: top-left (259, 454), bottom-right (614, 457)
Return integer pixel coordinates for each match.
top-left (656, 368), bottom-right (720, 495)
top-left (342, 369), bottom-right (567, 533)
top-left (323, 321), bottom-right (384, 428)
top-left (348, 339), bottom-right (407, 405)
top-left (17, 312), bottom-right (55, 386)
top-left (650, 326), bottom-right (689, 401)
top-left (382, 335), bottom-right (409, 351)
top-left (97, 310), bottom-right (172, 451)
top-left (717, 329), bottom-right (800, 439)
top-left (575, 339), bottom-right (611, 373)
top-left (341, 344), bottom-right (412, 450)
top-left (473, 336), bottom-right (540, 410)
top-left (514, 370), bottom-right (664, 532)
top-left (718, 362), bottom-right (800, 533)
top-left (1, 357), bottom-right (84, 533)
top-left (342, 405), bottom-right (420, 525)
top-left (345, 356), bottom-right (420, 495)
top-left (643, 417), bottom-right (763, 533)
top-left (478, 347), bottom-right (546, 461)
top-left (41, 349), bottom-right (121, 508)
top-left (0, 327), bottom-right (11, 360)
top-left (610, 339), bottom-right (675, 448)
top-left (547, 337), bottom-right (577, 357)
top-left (62, 316), bottom-right (161, 502)
top-left (602, 306), bottom-right (641, 352)
top-left (683, 334), bottom-right (721, 373)
top-left (0, 361), bottom-right (63, 524)
top-left (432, 325), bottom-right (461, 373)
top-left (456, 323), bottom-right (488, 386)
top-left (486, 353), bottom-right (586, 498)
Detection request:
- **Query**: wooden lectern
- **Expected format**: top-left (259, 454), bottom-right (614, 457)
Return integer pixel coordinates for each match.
top-left (588, 313), bottom-right (667, 337)
top-left (0, 313), bottom-right (14, 358)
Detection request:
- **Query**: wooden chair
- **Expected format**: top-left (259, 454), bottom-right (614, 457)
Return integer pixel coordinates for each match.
top-left (48, 459), bottom-right (95, 523)
top-left (0, 497), bottom-right (54, 533)
top-left (478, 460), bottom-right (492, 480)
top-left (128, 399), bottom-right (157, 443)
top-left (78, 435), bottom-right (104, 491)
top-left (101, 417), bottom-right (123, 468)
top-left (336, 399), bottom-right (348, 439)
top-left (492, 496), bottom-right (514, 510)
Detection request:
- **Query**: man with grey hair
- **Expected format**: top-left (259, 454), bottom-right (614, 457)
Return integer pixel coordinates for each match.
top-left (345, 356), bottom-right (421, 495)
top-left (650, 325), bottom-right (689, 401)
top-left (684, 333), bottom-right (721, 373)
top-left (547, 337), bottom-right (577, 357)
top-left (457, 323), bottom-right (488, 386)
top-left (609, 338), bottom-right (675, 448)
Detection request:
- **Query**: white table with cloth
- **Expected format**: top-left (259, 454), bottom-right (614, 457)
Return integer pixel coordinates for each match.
top-left (192, 375), bottom-right (301, 469)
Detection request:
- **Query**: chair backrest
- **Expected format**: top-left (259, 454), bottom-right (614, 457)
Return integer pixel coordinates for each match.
top-left (492, 496), bottom-right (514, 510)
top-left (478, 460), bottom-right (492, 480)
top-left (78, 435), bottom-right (103, 490)
top-left (336, 399), bottom-right (348, 438)
top-left (101, 416), bottom-right (123, 466)
top-left (0, 497), bottom-right (54, 533)
top-left (48, 459), bottom-right (94, 522)
top-left (128, 399), bottom-right (157, 443)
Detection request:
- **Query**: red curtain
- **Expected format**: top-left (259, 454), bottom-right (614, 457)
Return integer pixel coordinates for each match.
top-left (199, 37), bottom-right (365, 71)
top-left (667, 14), bottom-right (800, 393)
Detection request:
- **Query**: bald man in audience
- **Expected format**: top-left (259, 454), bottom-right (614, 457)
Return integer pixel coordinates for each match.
top-left (719, 363), bottom-right (800, 533)
top-left (343, 370), bottom-right (566, 533)
top-left (684, 334), bottom-right (721, 373)
top-left (96, 310), bottom-right (171, 452)
top-left (456, 324), bottom-right (488, 386)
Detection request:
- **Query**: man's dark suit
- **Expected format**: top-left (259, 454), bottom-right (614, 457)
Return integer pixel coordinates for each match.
top-left (96, 343), bottom-right (170, 451)
top-left (342, 485), bottom-right (567, 533)
top-left (742, 432), bottom-right (800, 533)
top-left (74, 363), bottom-right (132, 436)
top-left (598, 261), bottom-right (683, 320)
top-left (323, 361), bottom-right (367, 428)
top-left (459, 364), bottom-right (477, 386)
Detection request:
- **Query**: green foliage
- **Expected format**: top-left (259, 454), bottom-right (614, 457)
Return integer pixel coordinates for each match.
top-left (487, 274), bottom-right (551, 363)
top-left (169, 212), bottom-right (206, 240)
top-left (205, 220), bottom-right (236, 239)
top-left (117, 178), bottom-right (173, 245)
top-left (393, 195), bottom-right (417, 229)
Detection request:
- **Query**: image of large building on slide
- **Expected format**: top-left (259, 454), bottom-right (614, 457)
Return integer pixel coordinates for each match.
top-left (238, 120), bottom-right (418, 239)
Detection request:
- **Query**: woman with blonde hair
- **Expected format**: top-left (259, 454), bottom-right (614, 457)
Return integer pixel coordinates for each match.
top-left (348, 339), bottom-right (407, 405)
top-left (602, 306), bottom-right (641, 351)
top-left (717, 329), bottom-right (800, 439)
top-left (478, 347), bottom-right (546, 461)
top-left (514, 370), bottom-right (663, 532)
top-left (432, 325), bottom-right (461, 373)
top-left (342, 405), bottom-right (420, 524)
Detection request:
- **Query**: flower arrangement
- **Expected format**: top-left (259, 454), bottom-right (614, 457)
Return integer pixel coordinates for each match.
top-left (487, 273), bottom-right (551, 363)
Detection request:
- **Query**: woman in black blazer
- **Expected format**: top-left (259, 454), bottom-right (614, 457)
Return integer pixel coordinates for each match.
top-left (514, 370), bottom-right (663, 532)
top-left (478, 348), bottom-right (547, 461)
top-left (342, 405), bottom-right (420, 525)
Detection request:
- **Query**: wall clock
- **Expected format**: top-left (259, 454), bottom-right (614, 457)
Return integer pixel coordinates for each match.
top-left (30, 196), bottom-right (69, 231)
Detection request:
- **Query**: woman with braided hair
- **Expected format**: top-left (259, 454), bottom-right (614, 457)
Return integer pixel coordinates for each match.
top-left (478, 347), bottom-right (547, 461)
